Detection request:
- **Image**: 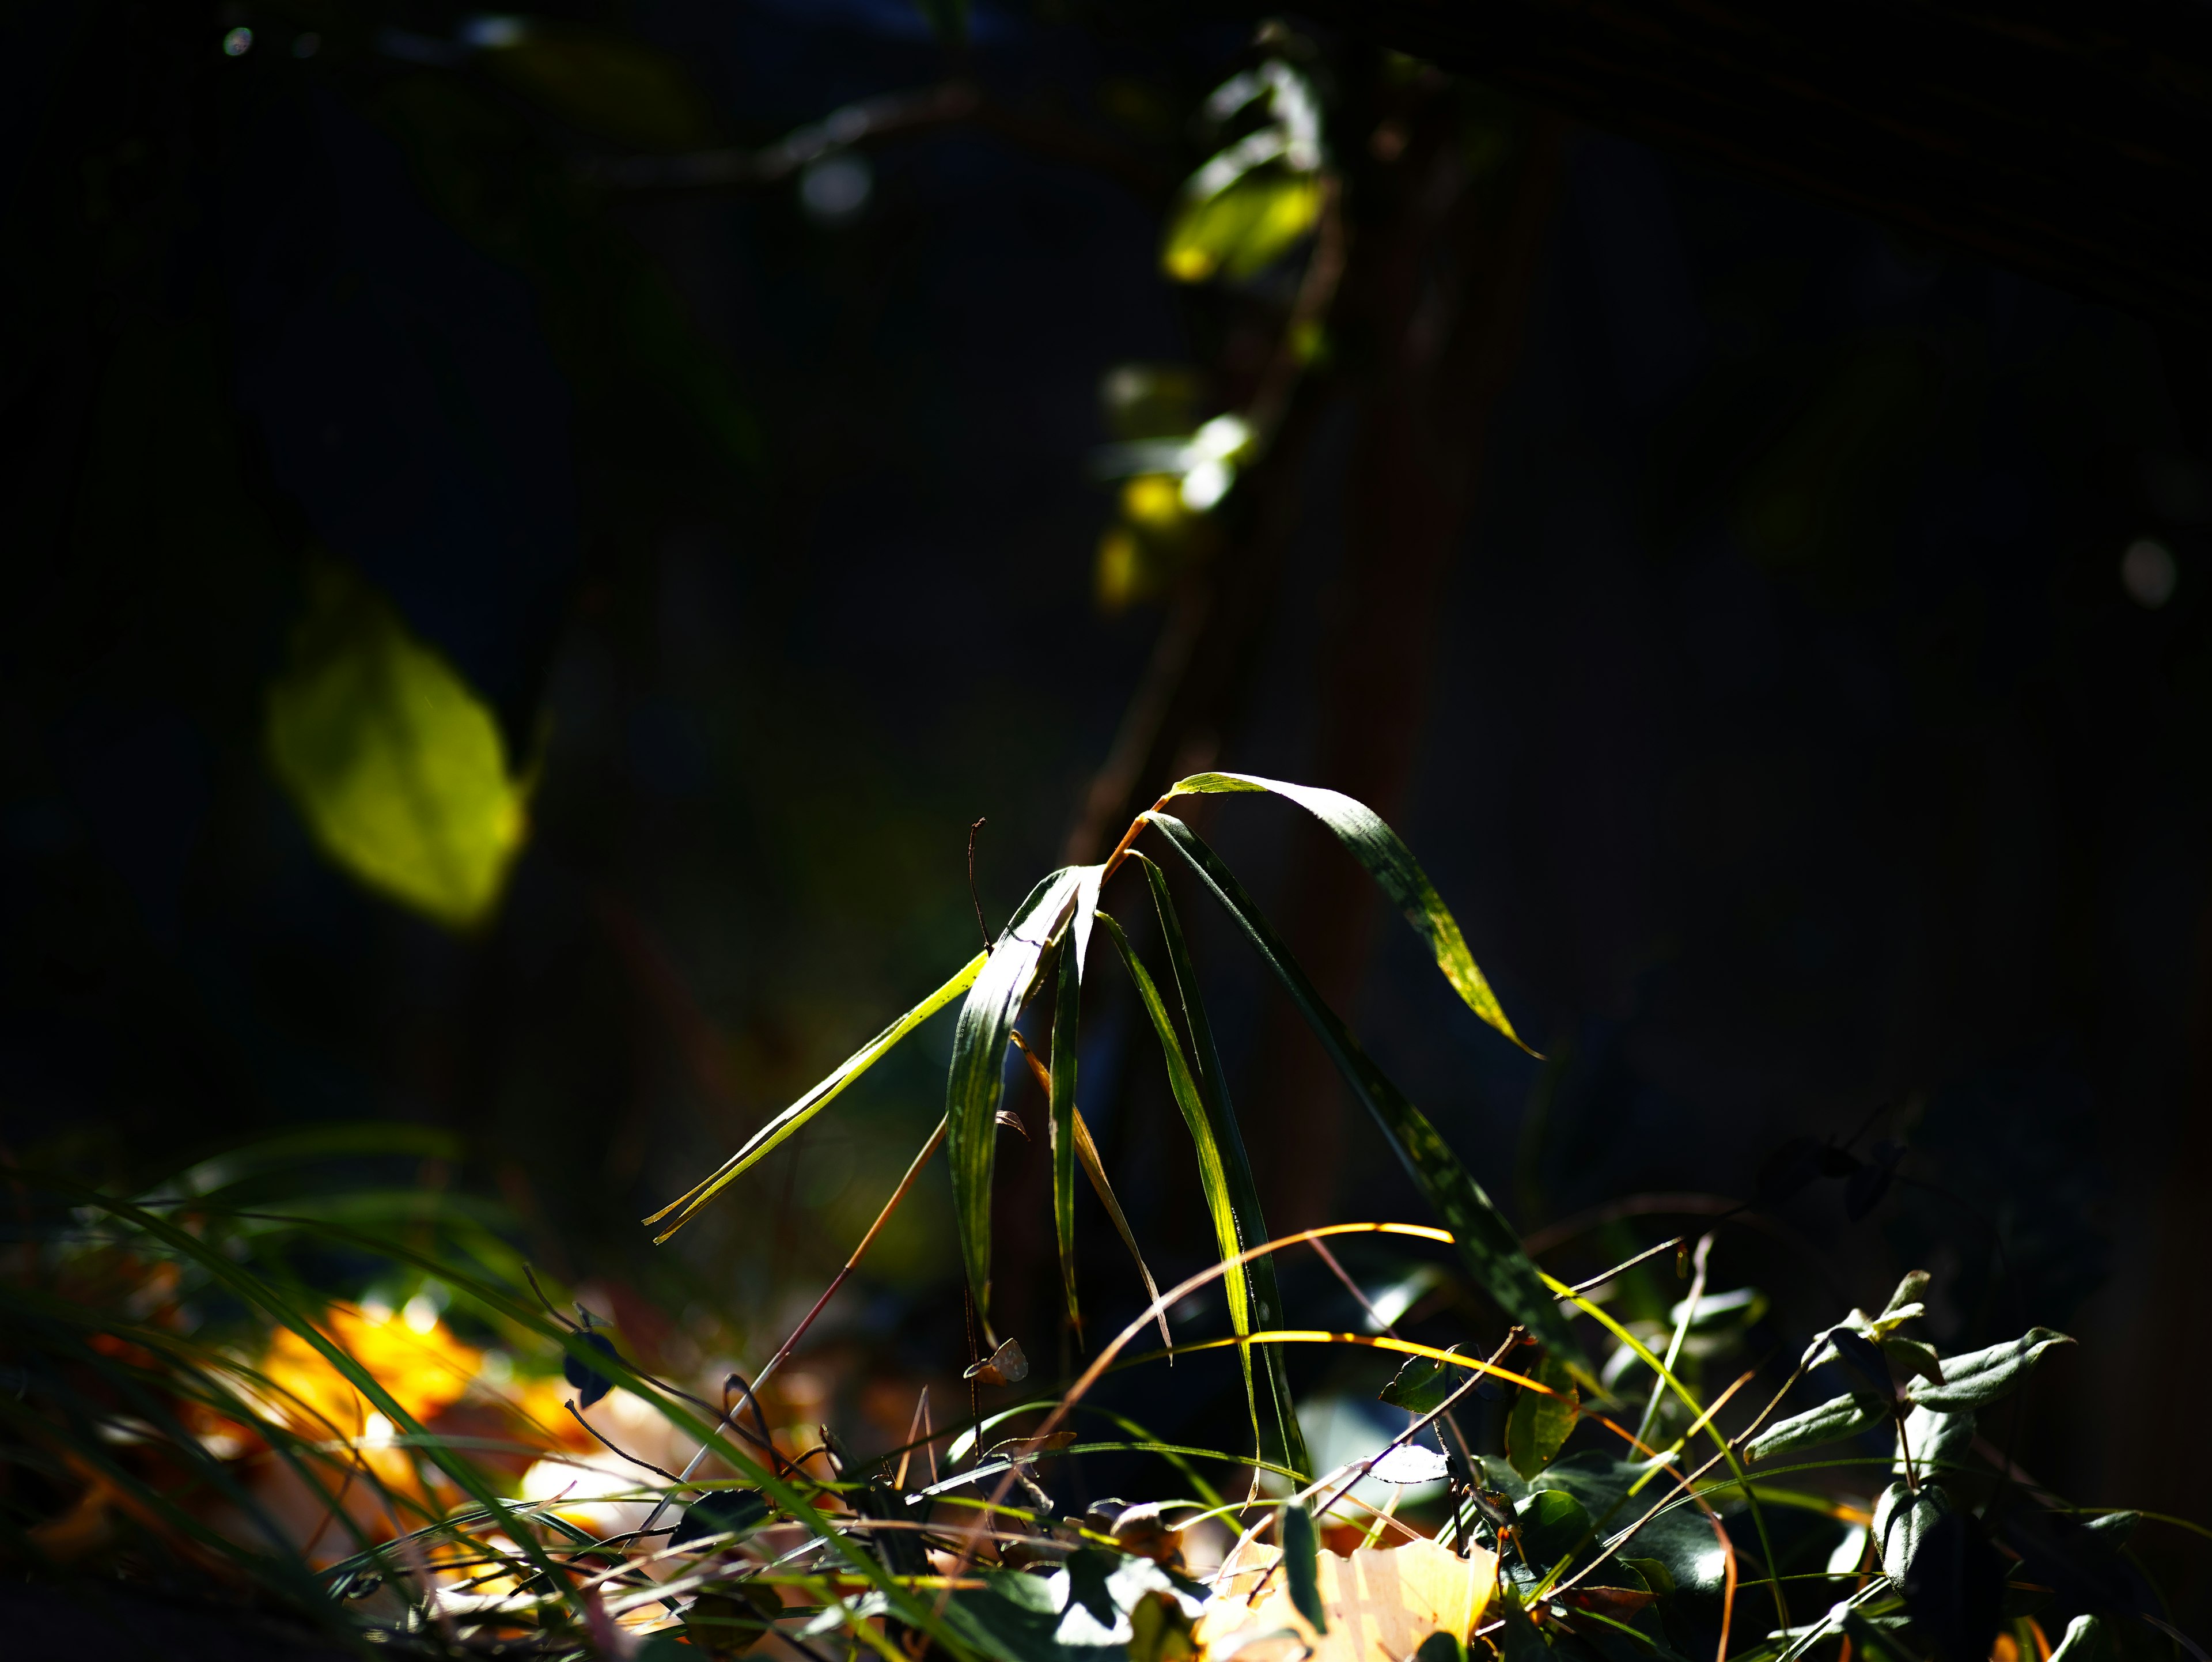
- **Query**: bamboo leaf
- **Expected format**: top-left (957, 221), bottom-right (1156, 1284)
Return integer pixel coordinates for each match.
top-left (646, 948), bottom-right (987, 1240)
top-left (1164, 773), bottom-right (1532, 1054)
top-left (1071, 1108), bottom-right (1172, 1356)
top-left (1135, 853), bottom-right (1311, 1479)
top-left (1139, 811), bottom-right (1578, 1358)
top-left (948, 868), bottom-right (1093, 1330)
top-left (1050, 944), bottom-right (1083, 1340)
top-left (1097, 907), bottom-right (1290, 1474)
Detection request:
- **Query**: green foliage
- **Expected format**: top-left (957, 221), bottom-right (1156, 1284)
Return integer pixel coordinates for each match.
top-left (1504, 1352), bottom-right (1578, 1480)
top-left (266, 556), bottom-right (532, 930)
top-left (1279, 1502), bottom-right (1327, 1633)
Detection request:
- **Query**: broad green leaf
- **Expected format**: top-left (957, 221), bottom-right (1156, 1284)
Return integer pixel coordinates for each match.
top-left (2050, 1615), bottom-right (2107, 1662)
top-left (1140, 811), bottom-right (1577, 1357)
top-left (1906, 1328), bottom-right (2072, 1411)
top-left (1529, 1452), bottom-right (1726, 1597)
top-left (1871, 1478), bottom-right (1948, 1580)
top-left (1516, 1487), bottom-right (1593, 1573)
top-left (1134, 853), bottom-right (1309, 1478)
top-left (1378, 1345), bottom-right (1462, 1415)
top-left (646, 949), bottom-right (987, 1241)
top-left (949, 868), bottom-right (1094, 1328)
top-left (1743, 1391), bottom-right (1891, 1461)
top-left (266, 556), bottom-right (529, 932)
top-left (1505, 1352), bottom-right (1578, 1479)
top-left (1895, 1403), bottom-right (1976, 1498)
top-left (1049, 943), bottom-right (1083, 1339)
top-left (1099, 906), bottom-right (1304, 1477)
top-left (1161, 169), bottom-right (1322, 284)
top-left (1881, 1334), bottom-right (1945, 1386)
top-left (1164, 773), bottom-right (1532, 1054)
top-left (1280, 1504), bottom-right (1327, 1634)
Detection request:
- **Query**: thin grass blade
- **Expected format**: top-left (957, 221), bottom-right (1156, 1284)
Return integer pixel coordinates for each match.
top-left (646, 948), bottom-right (987, 1240)
top-left (1049, 944), bottom-right (1082, 1339)
top-left (1139, 811), bottom-right (1577, 1358)
top-left (1164, 772), bottom-right (1534, 1055)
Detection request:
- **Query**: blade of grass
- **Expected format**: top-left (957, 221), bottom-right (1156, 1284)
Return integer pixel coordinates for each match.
top-left (645, 948), bottom-right (989, 1240)
top-left (1139, 811), bottom-right (1580, 1360)
top-left (1049, 942), bottom-right (1082, 1341)
top-left (1135, 852), bottom-right (1310, 1479)
top-left (947, 868), bottom-right (1093, 1334)
top-left (1097, 908), bottom-right (1280, 1476)
top-left (1160, 771), bottom-right (1535, 1054)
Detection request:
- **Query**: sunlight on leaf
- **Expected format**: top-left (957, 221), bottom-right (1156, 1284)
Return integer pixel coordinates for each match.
top-left (1162, 170), bottom-right (1323, 284)
top-left (1196, 1536), bottom-right (1495, 1662)
top-left (266, 556), bottom-right (529, 932)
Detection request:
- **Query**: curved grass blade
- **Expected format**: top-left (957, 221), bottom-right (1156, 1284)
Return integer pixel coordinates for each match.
top-left (646, 948), bottom-right (988, 1241)
top-left (1135, 852), bottom-right (1311, 1479)
top-left (1049, 944), bottom-right (1082, 1339)
top-left (1139, 811), bottom-right (1577, 1359)
top-left (1098, 908), bottom-right (1300, 1478)
top-left (1164, 771), bottom-right (1535, 1055)
top-left (948, 868), bottom-right (1093, 1331)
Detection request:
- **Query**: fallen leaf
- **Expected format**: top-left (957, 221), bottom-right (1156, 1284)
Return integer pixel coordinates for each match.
top-left (1196, 1536), bottom-right (1497, 1662)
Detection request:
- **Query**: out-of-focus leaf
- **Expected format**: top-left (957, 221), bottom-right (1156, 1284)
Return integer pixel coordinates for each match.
top-left (911, 0), bottom-right (969, 47)
top-left (1100, 903), bottom-right (1304, 1477)
top-left (672, 1488), bottom-right (771, 1548)
top-left (266, 556), bottom-right (530, 932)
top-left (1897, 1510), bottom-right (2005, 1662)
top-left (1906, 1330), bottom-right (2073, 1411)
top-left (1414, 1633), bottom-right (1465, 1662)
top-left (1161, 169), bottom-right (1322, 284)
top-left (1514, 1487), bottom-right (1592, 1573)
top-left (1846, 1140), bottom-right (1904, 1220)
top-left (948, 868), bottom-right (1093, 1328)
top-left (1196, 1535), bottom-right (1495, 1662)
top-left (1744, 1391), bottom-right (1890, 1460)
top-left (2048, 1615), bottom-right (2107, 1662)
top-left (1134, 854), bottom-right (1308, 1478)
top-left (1281, 1504), bottom-right (1327, 1634)
top-left (2082, 1511), bottom-right (2138, 1548)
top-left (682, 1584), bottom-right (782, 1655)
top-left (1379, 1346), bottom-right (1463, 1415)
top-left (1162, 774), bottom-right (1530, 1053)
top-left (1873, 1479), bottom-right (1949, 1580)
top-left (1141, 812), bottom-right (1577, 1359)
top-left (1755, 1137), bottom-right (1823, 1205)
top-left (1505, 1353), bottom-right (1577, 1480)
top-left (646, 950), bottom-right (987, 1240)
top-left (563, 1329), bottom-right (620, 1407)
top-left (483, 28), bottom-right (718, 152)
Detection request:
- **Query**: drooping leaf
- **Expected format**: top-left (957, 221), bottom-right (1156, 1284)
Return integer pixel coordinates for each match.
top-left (1906, 1329), bottom-right (2073, 1411)
top-left (1162, 774), bottom-right (1531, 1053)
top-left (1050, 944), bottom-right (1084, 1339)
top-left (266, 555), bottom-right (531, 932)
top-left (1872, 1479), bottom-right (1949, 1580)
top-left (1280, 1504), bottom-right (1327, 1634)
top-left (563, 1329), bottom-right (620, 1408)
top-left (1505, 1352), bottom-right (1578, 1480)
top-left (1744, 1390), bottom-right (1891, 1461)
top-left (948, 869), bottom-right (1094, 1328)
top-left (1099, 906), bottom-right (1302, 1476)
top-left (1133, 854), bottom-right (1309, 1477)
top-left (646, 949), bottom-right (987, 1240)
top-left (1140, 811), bottom-right (1578, 1358)
top-left (1073, 1106), bottom-right (1173, 1356)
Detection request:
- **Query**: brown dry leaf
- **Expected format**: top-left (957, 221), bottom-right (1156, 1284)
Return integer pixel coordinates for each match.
top-left (1195, 1536), bottom-right (1498, 1662)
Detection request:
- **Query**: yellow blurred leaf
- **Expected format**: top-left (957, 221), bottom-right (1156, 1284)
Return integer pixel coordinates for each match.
top-left (267, 556), bottom-right (529, 931)
top-left (259, 1304), bottom-right (483, 1437)
top-left (1161, 170), bottom-right (1322, 284)
top-left (1195, 1537), bottom-right (1497, 1662)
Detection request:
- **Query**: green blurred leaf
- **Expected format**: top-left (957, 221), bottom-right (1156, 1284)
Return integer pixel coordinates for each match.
top-left (266, 556), bottom-right (530, 932)
top-left (1161, 169), bottom-right (1321, 285)
top-left (1505, 1352), bottom-right (1578, 1480)
top-left (911, 0), bottom-right (970, 46)
top-left (1378, 1345), bottom-right (1463, 1415)
top-left (1280, 1503), bottom-right (1327, 1634)
top-left (1165, 773), bottom-right (1532, 1054)
top-left (1140, 811), bottom-right (1577, 1357)
top-left (647, 949), bottom-right (987, 1240)
top-left (1743, 1390), bottom-right (1890, 1461)
top-left (484, 28), bottom-right (719, 152)
top-left (949, 868), bottom-right (1094, 1328)
top-left (2049, 1615), bottom-right (2108, 1662)
top-left (1134, 853), bottom-right (1309, 1478)
top-left (1906, 1329), bottom-right (2073, 1411)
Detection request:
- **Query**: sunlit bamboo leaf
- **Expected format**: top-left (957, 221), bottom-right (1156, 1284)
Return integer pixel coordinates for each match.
top-left (948, 868), bottom-right (1093, 1330)
top-left (646, 948), bottom-right (987, 1240)
top-left (266, 556), bottom-right (531, 932)
top-left (1134, 852), bottom-right (1310, 1477)
top-left (1163, 772), bottom-right (1533, 1054)
top-left (1139, 811), bottom-right (1577, 1357)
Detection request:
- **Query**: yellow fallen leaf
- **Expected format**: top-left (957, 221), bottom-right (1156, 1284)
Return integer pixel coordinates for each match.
top-left (1195, 1536), bottom-right (1497, 1662)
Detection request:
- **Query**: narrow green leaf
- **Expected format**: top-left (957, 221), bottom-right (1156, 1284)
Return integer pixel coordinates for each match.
top-left (1049, 943), bottom-right (1082, 1340)
top-left (1164, 773), bottom-right (1532, 1054)
top-left (1505, 1351), bottom-right (1578, 1479)
top-left (1744, 1391), bottom-right (1891, 1461)
top-left (948, 868), bottom-right (1094, 1330)
top-left (1071, 1107), bottom-right (1173, 1355)
top-left (1134, 853), bottom-right (1310, 1478)
top-left (1906, 1328), bottom-right (2072, 1412)
top-left (1140, 811), bottom-right (1578, 1357)
top-left (647, 949), bottom-right (988, 1240)
top-left (1097, 908), bottom-right (1286, 1475)
top-left (1280, 1503), bottom-right (1327, 1634)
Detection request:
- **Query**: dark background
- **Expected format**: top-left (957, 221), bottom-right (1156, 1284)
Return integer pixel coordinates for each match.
top-left (7, 0), bottom-right (2210, 1619)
